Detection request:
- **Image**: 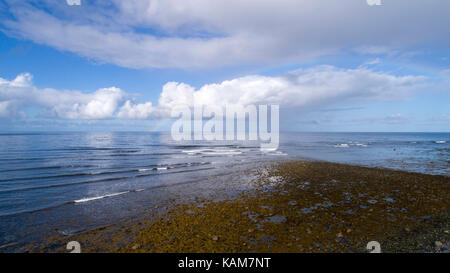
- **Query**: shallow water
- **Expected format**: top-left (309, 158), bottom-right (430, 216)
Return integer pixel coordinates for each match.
top-left (0, 131), bottom-right (448, 250)
top-left (280, 132), bottom-right (449, 176)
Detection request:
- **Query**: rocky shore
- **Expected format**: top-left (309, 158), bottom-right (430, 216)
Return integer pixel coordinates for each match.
top-left (33, 161), bottom-right (449, 253)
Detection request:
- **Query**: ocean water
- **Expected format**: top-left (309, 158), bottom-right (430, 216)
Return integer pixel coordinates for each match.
top-left (0, 132), bottom-right (448, 250)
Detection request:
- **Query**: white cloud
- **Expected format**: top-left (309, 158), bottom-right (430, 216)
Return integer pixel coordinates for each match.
top-left (0, 101), bottom-right (17, 118)
top-left (2, 0), bottom-right (449, 68)
top-left (117, 101), bottom-right (158, 119)
top-left (363, 58), bottom-right (382, 66)
top-left (0, 73), bottom-right (128, 119)
top-left (44, 87), bottom-right (126, 119)
top-left (159, 66), bottom-right (425, 109)
top-left (0, 66), bottom-right (427, 120)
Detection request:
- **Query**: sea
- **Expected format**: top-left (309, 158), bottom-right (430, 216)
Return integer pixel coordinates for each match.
top-left (0, 132), bottom-right (448, 251)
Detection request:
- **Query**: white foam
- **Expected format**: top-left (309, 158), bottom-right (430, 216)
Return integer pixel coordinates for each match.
top-left (74, 191), bottom-right (129, 203)
top-left (435, 141), bottom-right (446, 144)
top-left (139, 166), bottom-right (169, 172)
top-left (182, 149), bottom-right (242, 156)
top-left (334, 144), bottom-right (349, 148)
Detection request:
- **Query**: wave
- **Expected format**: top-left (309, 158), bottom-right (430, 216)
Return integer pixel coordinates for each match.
top-left (435, 141), bottom-right (447, 144)
top-left (182, 149), bottom-right (243, 156)
top-left (0, 169), bottom-right (137, 183)
top-left (0, 164), bottom-right (96, 173)
top-left (138, 167), bottom-right (168, 172)
top-left (0, 241), bottom-right (19, 250)
top-left (0, 161), bottom-right (214, 184)
top-left (73, 191), bottom-right (130, 203)
top-left (173, 144), bottom-right (245, 149)
top-left (0, 167), bottom-right (215, 194)
top-left (334, 143), bottom-right (368, 148)
top-left (334, 144), bottom-right (349, 148)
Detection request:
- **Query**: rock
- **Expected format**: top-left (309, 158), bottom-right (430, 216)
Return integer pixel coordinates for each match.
top-left (337, 232), bottom-right (344, 238)
top-left (444, 230), bottom-right (449, 234)
top-left (288, 201), bottom-right (297, 206)
top-left (435, 241), bottom-right (443, 248)
top-left (154, 205), bottom-right (159, 209)
top-left (132, 244), bottom-right (140, 250)
top-left (248, 229), bottom-right (254, 233)
top-left (212, 236), bottom-right (219, 241)
top-left (346, 229), bottom-right (352, 233)
top-left (405, 227), bottom-right (411, 232)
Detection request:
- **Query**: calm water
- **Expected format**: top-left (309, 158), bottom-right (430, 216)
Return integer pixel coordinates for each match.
top-left (0, 132), bottom-right (448, 250)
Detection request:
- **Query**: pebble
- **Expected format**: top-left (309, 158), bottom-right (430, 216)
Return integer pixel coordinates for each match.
top-left (405, 227), bottom-right (411, 232)
top-left (132, 244), bottom-right (140, 250)
top-left (212, 236), bottom-right (219, 241)
top-left (337, 232), bottom-right (343, 238)
top-left (444, 230), bottom-right (449, 234)
top-left (435, 241), bottom-right (443, 248)
top-left (346, 229), bottom-right (352, 233)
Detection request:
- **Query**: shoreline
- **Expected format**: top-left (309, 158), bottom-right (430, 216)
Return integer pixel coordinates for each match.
top-left (25, 161), bottom-right (450, 253)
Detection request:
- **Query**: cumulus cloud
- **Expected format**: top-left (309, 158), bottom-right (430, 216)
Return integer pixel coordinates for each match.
top-left (1, 0), bottom-right (449, 68)
top-left (0, 101), bottom-right (19, 118)
top-left (0, 65), bottom-right (426, 120)
top-left (43, 87), bottom-right (126, 119)
top-left (159, 66), bottom-right (425, 109)
top-left (0, 66), bottom-right (426, 120)
top-left (117, 101), bottom-right (158, 119)
top-left (0, 73), bottom-right (142, 119)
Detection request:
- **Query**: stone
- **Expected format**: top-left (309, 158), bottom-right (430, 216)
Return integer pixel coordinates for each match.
top-left (435, 241), bottom-right (443, 248)
top-left (132, 244), bottom-right (140, 250)
top-left (212, 236), bottom-right (219, 241)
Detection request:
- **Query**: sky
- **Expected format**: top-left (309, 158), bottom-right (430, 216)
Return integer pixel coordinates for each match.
top-left (0, 0), bottom-right (449, 132)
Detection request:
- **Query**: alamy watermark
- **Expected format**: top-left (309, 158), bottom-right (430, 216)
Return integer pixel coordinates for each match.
top-left (171, 105), bottom-right (279, 151)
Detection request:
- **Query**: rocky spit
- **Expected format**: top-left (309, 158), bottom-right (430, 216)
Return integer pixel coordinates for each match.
top-left (28, 161), bottom-right (449, 253)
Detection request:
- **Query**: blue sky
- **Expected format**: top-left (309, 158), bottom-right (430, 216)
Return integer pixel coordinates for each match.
top-left (0, 0), bottom-right (449, 132)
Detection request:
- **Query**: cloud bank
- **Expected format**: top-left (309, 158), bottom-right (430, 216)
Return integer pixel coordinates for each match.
top-left (0, 66), bottom-right (425, 120)
top-left (1, 0), bottom-right (449, 68)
